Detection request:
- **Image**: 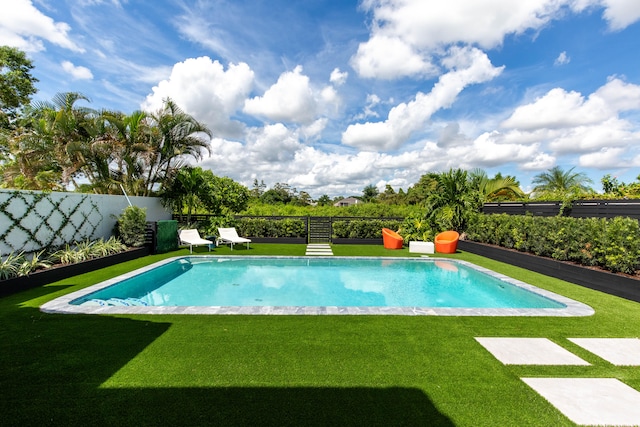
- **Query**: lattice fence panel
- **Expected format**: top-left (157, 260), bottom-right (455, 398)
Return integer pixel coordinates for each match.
top-left (0, 191), bottom-right (103, 256)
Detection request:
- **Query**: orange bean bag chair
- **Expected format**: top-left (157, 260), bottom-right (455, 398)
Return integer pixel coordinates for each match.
top-left (382, 228), bottom-right (403, 249)
top-left (435, 230), bottom-right (459, 254)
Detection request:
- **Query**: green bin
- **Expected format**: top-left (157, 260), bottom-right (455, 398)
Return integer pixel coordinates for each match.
top-left (156, 220), bottom-right (178, 253)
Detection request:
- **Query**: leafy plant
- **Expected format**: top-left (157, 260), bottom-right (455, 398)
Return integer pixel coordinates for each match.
top-left (117, 205), bottom-right (147, 247)
top-left (17, 250), bottom-right (52, 276)
top-left (0, 252), bottom-right (24, 280)
top-left (398, 216), bottom-right (433, 242)
top-left (466, 213), bottom-right (640, 275)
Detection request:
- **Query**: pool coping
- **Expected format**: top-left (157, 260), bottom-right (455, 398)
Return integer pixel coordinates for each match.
top-left (40, 256), bottom-right (594, 317)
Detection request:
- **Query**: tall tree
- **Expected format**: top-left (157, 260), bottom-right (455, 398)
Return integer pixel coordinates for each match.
top-left (361, 184), bottom-right (379, 202)
top-left (0, 46), bottom-right (38, 129)
top-left (144, 99), bottom-right (212, 195)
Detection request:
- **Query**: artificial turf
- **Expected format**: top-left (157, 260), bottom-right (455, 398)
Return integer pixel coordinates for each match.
top-left (2, 244), bottom-right (640, 426)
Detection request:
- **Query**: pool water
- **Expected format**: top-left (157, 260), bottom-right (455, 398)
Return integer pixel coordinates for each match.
top-left (72, 257), bottom-right (565, 309)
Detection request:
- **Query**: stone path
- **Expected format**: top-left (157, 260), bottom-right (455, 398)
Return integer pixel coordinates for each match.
top-left (305, 243), bottom-right (334, 256)
top-left (476, 337), bottom-right (640, 426)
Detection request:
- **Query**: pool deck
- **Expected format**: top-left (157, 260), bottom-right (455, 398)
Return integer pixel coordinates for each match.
top-left (40, 256), bottom-right (594, 317)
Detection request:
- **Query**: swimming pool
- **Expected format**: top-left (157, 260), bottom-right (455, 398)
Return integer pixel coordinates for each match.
top-left (41, 256), bottom-right (593, 316)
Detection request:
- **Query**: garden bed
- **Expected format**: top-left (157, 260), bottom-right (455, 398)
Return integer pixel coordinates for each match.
top-left (0, 246), bottom-right (150, 297)
top-left (458, 240), bottom-right (640, 303)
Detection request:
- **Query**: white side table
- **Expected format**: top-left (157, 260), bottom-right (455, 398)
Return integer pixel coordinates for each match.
top-left (409, 241), bottom-right (434, 254)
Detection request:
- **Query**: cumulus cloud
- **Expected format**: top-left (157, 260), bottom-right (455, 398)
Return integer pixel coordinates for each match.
top-left (342, 47), bottom-right (503, 150)
top-left (494, 77), bottom-right (640, 169)
top-left (244, 66), bottom-right (342, 125)
top-left (142, 57), bottom-right (254, 138)
top-left (0, 0), bottom-right (84, 52)
top-left (330, 68), bottom-right (348, 86)
top-left (61, 61), bottom-right (93, 80)
top-left (351, 35), bottom-right (437, 79)
top-left (579, 147), bottom-right (630, 168)
top-left (502, 78), bottom-right (640, 131)
top-left (352, 0), bottom-right (640, 80)
top-left (599, 0), bottom-right (640, 30)
top-left (351, 0), bottom-right (570, 80)
top-left (244, 66), bottom-right (314, 124)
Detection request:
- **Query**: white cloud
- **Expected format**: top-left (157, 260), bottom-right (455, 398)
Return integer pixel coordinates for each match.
top-left (61, 61), bottom-right (93, 80)
top-left (499, 78), bottom-right (640, 157)
top-left (351, 0), bottom-right (571, 80)
top-left (0, 0), bottom-right (84, 52)
top-left (142, 57), bottom-right (254, 138)
top-left (579, 147), bottom-right (630, 168)
top-left (502, 78), bottom-right (640, 131)
top-left (555, 51), bottom-right (570, 65)
top-left (330, 68), bottom-right (348, 86)
top-left (352, 0), bottom-right (640, 80)
top-left (343, 47), bottom-right (503, 150)
top-left (243, 66), bottom-right (316, 124)
top-left (244, 66), bottom-right (342, 125)
top-left (600, 0), bottom-right (640, 30)
top-left (350, 34), bottom-right (437, 79)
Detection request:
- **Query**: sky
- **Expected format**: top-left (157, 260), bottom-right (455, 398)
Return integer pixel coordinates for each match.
top-left (2, 0), bottom-right (640, 198)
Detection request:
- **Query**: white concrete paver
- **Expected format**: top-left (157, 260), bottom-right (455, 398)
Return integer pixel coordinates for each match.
top-left (569, 338), bottom-right (640, 366)
top-left (475, 337), bottom-right (590, 365)
top-left (305, 244), bottom-right (333, 256)
top-left (522, 377), bottom-right (640, 426)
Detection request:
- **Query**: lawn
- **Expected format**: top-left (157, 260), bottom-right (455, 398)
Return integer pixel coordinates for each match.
top-left (2, 244), bottom-right (640, 426)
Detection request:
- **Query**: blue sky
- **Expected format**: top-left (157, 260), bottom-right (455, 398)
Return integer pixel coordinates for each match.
top-left (2, 0), bottom-right (640, 198)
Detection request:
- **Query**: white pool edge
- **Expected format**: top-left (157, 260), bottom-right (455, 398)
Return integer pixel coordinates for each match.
top-left (39, 256), bottom-right (595, 317)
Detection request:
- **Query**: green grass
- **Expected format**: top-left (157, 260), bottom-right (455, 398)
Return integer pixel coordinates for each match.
top-left (2, 244), bottom-right (640, 426)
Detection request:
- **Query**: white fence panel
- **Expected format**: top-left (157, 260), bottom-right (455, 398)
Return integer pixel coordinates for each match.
top-left (0, 190), bottom-right (171, 256)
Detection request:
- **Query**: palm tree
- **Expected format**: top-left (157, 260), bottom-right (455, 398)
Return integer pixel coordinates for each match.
top-left (532, 166), bottom-right (593, 197)
top-left (425, 169), bottom-right (481, 232)
top-left (469, 169), bottom-right (525, 202)
top-left (101, 110), bottom-right (153, 196)
top-left (144, 99), bottom-right (212, 195)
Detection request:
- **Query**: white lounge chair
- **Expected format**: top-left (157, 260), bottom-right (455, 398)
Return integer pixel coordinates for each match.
top-left (217, 227), bottom-right (251, 250)
top-left (179, 229), bottom-right (213, 253)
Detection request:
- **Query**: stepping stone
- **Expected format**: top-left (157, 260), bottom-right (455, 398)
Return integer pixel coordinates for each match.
top-left (522, 378), bottom-right (640, 426)
top-left (305, 244), bottom-right (333, 256)
top-left (475, 337), bottom-right (590, 365)
top-left (569, 338), bottom-right (640, 366)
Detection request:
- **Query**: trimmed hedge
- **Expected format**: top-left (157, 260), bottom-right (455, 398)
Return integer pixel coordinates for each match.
top-left (466, 213), bottom-right (640, 274)
top-left (332, 219), bottom-right (403, 239)
top-left (235, 217), bottom-right (307, 238)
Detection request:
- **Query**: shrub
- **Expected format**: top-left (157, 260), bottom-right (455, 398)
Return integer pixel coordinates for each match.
top-left (117, 206), bottom-right (147, 247)
top-left (466, 214), bottom-right (640, 275)
top-left (235, 217), bottom-right (307, 238)
top-left (332, 219), bottom-right (403, 239)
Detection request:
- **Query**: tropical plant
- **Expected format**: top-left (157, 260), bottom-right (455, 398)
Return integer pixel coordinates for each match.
top-left (531, 166), bottom-right (593, 198)
top-left (424, 169), bottom-right (482, 232)
top-left (398, 215), bottom-right (433, 242)
top-left (0, 251), bottom-right (24, 280)
top-left (117, 205), bottom-right (147, 247)
top-left (17, 250), bottom-right (52, 276)
top-left (469, 169), bottom-right (525, 202)
top-left (143, 99), bottom-right (212, 195)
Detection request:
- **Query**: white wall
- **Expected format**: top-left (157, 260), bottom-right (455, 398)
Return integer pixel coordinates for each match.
top-left (0, 190), bottom-right (171, 256)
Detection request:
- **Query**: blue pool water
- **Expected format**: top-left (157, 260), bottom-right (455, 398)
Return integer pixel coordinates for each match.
top-left (71, 257), bottom-right (565, 309)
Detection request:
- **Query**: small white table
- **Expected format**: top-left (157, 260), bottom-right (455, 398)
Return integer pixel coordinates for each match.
top-left (409, 241), bottom-right (434, 254)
